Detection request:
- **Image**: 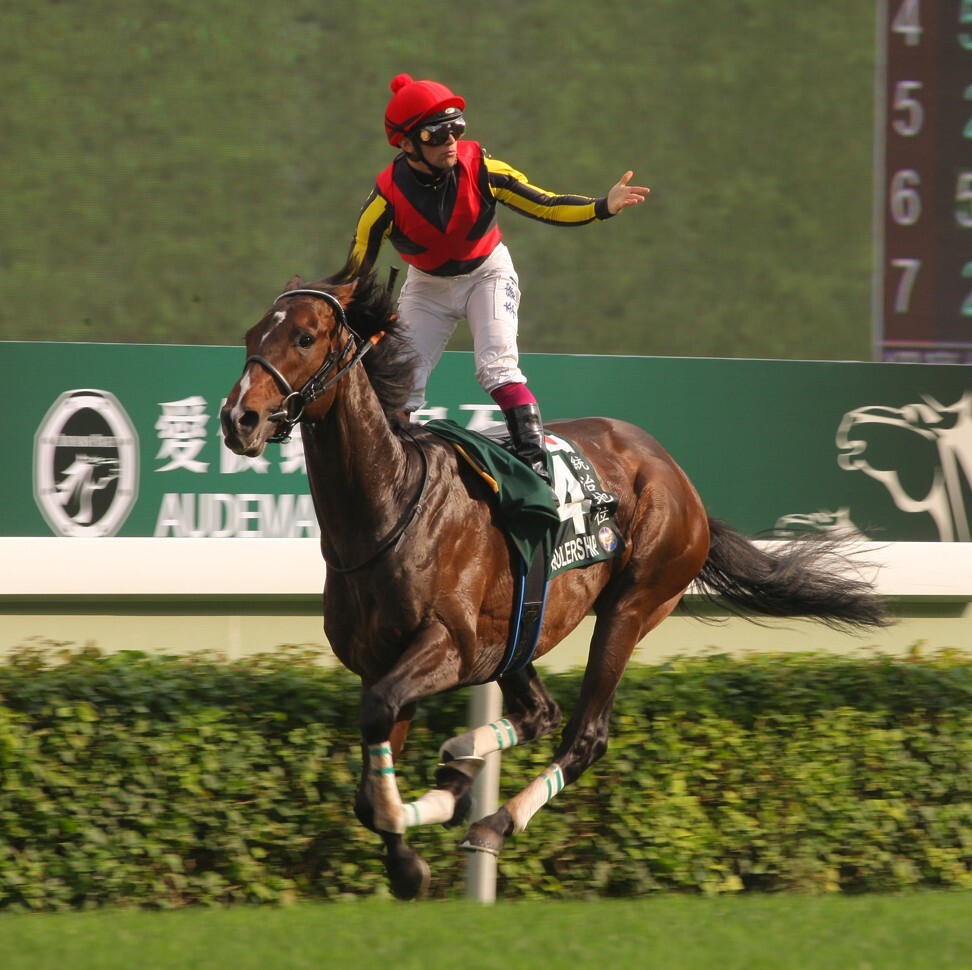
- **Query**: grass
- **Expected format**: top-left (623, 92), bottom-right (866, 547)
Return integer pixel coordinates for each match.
top-left (1, 893), bottom-right (969, 970)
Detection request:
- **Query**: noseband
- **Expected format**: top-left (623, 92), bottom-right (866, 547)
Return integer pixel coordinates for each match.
top-left (244, 289), bottom-right (383, 443)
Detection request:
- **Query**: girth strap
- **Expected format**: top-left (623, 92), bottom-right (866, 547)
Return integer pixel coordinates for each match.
top-left (491, 544), bottom-right (549, 680)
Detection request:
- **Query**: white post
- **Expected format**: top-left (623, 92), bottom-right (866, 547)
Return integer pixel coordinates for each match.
top-left (464, 681), bottom-right (503, 903)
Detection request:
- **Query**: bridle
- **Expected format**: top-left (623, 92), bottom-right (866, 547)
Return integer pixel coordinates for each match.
top-left (244, 288), bottom-right (384, 443)
top-left (240, 285), bottom-right (429, 574)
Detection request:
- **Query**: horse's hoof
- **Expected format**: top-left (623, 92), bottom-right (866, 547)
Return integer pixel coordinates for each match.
top-left (458, 822), bottom-right (505, 856)
top-left (386, 846), bottom-right (431, 900)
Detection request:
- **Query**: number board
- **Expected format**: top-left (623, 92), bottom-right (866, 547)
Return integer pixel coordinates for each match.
top-left (875, 0), bottom-right (972, 363)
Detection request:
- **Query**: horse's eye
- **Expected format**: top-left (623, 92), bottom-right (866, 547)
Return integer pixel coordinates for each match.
top-left (298, 333), bottom-right (315, 349)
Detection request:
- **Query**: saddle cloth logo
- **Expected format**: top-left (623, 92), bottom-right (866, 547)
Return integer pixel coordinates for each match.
top-left (546, 433), bottom-right (623, 577)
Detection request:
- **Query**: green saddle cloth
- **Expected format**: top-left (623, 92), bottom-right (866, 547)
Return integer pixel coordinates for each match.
top-left (422, 418), bottom-right (560, 569)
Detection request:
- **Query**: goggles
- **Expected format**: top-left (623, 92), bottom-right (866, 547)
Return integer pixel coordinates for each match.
top-left (416, 116), bottom-right (466, 146)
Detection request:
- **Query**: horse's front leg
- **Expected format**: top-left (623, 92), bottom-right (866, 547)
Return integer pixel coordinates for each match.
top-left (354, 704), bottom-right (414, 834)
top-left (353, 706), bottom-right (433, 901)
top-left (353, 624), bottom-right (464, 899)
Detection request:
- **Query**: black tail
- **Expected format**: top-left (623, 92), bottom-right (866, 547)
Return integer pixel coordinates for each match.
top-left (688, 518), bottom-right (890, 632)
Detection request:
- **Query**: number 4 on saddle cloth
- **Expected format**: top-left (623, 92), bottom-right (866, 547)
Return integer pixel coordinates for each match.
top-left (422, 419), bottom-right (625, 680)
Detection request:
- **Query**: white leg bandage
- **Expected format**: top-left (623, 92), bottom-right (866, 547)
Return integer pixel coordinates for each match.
top-left (382, 719), bottom-right (521, 833)
top-left (507, 763), bottom-right (565, 835)
top-left (439, 717), bottom-right (519, 779)
top-left (368, 742), bottom-right (405, 834)
top-left (402, 789), bottom-right (457, 829)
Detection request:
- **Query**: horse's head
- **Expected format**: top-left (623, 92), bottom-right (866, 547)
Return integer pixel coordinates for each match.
top-left (220, 275), bottom-right (369, 457)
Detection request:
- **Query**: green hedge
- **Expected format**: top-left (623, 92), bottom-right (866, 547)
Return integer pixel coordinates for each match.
top-left (0, 645), bottom-right (969, 909)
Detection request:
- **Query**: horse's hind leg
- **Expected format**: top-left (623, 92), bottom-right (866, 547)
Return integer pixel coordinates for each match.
top-left (430, 665), bottom-right (563, 827)
top-left (459, 592), bottom-right (683, 856)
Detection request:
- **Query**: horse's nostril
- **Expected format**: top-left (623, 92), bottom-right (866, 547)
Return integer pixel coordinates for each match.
top-left (239, 409), bottom-right (259, 432)
top-left (220, 406), bottom-right (259, 441)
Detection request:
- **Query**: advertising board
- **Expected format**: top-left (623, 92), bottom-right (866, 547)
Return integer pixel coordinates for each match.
top-left (5, 341), bottom-right (970, 542)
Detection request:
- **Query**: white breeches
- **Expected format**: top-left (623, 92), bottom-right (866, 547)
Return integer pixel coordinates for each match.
top-left (397, 243), bottom-right (525, 412)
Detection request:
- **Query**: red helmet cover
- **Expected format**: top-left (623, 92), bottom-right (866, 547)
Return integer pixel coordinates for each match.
top-left (384, 73), bottom-right (465, 146)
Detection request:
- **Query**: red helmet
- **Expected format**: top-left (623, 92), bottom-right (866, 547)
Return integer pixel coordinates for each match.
top-left (384, 73), bottom-right (465, 147)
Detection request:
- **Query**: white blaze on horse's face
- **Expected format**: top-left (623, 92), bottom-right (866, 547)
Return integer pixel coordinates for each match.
top-left (220, 366), bottom-right (263, 456)
top-left (260, 311), bottom-right (287, 349)
top-left (235, 369), bottom-right (253, 404)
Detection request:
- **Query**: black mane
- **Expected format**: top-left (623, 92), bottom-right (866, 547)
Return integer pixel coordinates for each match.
top-left (318, 260), bottom-right (419, 416)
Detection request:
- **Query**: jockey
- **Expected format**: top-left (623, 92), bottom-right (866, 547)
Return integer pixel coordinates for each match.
top-left (348, 73), bottom-right (649, 484)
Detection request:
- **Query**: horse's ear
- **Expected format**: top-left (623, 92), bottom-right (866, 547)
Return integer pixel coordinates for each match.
top-left (284, 274), bottom-right (303, 291)
top-left (329, 279), bottom-right (358, 307)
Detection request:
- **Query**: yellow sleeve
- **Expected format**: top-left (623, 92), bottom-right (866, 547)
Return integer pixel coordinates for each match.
top-left (484, 156), bottom-right (611, 226)
top-left (347, 189), bottom-right (394, 272)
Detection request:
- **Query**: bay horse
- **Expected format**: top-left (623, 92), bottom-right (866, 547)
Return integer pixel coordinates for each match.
top-left (220, 265), bottom-right (889, 899)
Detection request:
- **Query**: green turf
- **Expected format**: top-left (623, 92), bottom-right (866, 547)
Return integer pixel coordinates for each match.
top-left (1, 893), bottom-right (969, 970)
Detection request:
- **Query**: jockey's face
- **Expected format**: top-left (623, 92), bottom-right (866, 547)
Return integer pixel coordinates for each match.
top-left (401, 131), bottom-right (459, 177)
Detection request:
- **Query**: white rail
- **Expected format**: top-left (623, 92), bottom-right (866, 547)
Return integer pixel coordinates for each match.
top-left (2, 538), bottom-right (971, 601)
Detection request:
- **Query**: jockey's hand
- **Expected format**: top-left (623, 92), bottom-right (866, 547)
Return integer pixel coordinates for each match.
top-left (607, 171), bottom-right (650, 214)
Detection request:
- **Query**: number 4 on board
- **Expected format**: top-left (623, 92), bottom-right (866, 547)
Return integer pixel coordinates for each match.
top-left (892, 0), bottom-right (922, 46)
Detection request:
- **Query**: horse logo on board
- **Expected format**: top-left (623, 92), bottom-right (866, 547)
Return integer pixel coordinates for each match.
top-left (836, 392), bottom-right (972, 542)
top-left (775, 391), bottom-right (972, 542)
top-left (33, 389), bottom-right (139, 537)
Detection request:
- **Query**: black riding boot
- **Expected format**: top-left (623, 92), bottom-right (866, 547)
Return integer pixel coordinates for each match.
top-left (503, 403), bottom-right (552, 485)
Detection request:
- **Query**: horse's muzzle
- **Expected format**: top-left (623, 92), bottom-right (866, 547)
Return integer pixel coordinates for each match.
top-left (220, 404), bottom-right (266, 457)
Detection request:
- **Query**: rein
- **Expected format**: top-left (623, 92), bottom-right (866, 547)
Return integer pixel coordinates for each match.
top-left (323, 425), bottom-right (430, 574)
top-left (244, 288), bottom-right (382, 444)
top-left (243, 285), bottom-right (427, 574)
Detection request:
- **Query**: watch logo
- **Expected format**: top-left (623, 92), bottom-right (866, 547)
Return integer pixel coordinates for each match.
top-left (33, 389), bottom-right (140, 537)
